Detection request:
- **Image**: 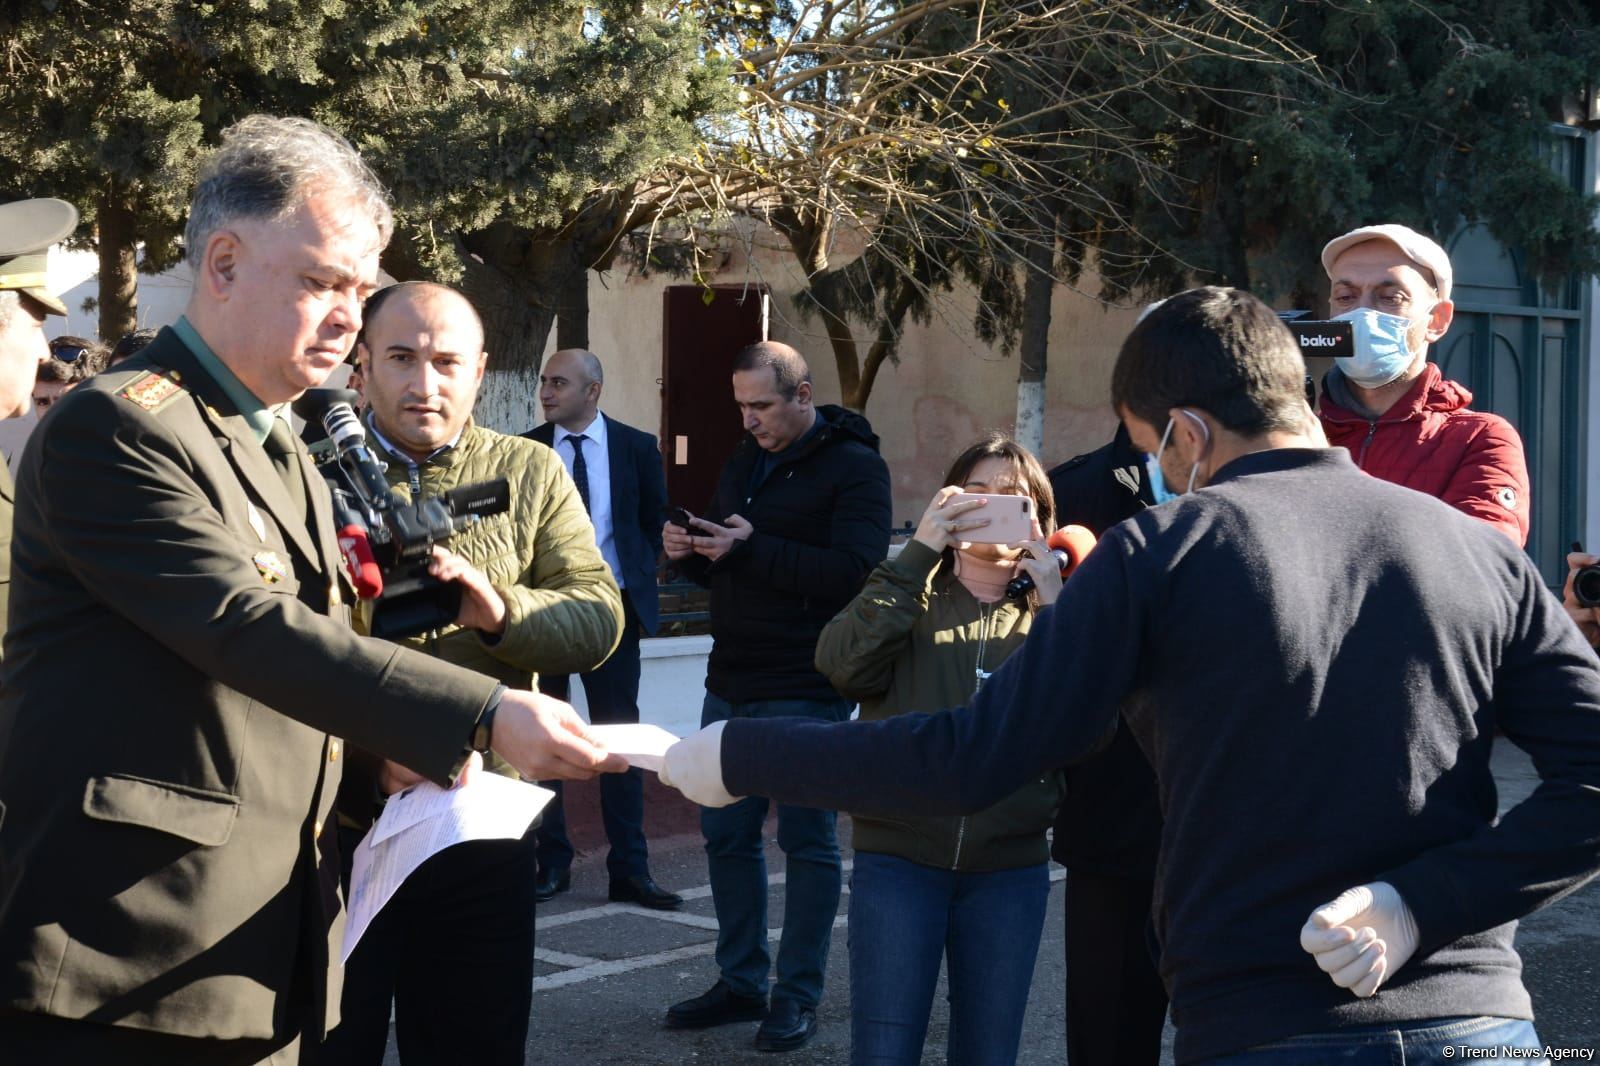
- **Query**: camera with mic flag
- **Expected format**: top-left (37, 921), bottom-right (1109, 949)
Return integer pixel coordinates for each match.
top-left (293, 388), bottom-right (511, 640)
top-left (1004, 525), bottom-right (1097, 601)
top-left (1278, 310), bottom-right (1352, 409)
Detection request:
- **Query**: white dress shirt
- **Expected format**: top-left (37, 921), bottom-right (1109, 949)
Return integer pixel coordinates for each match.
top-left (551, 413), bottom-right (623, 588)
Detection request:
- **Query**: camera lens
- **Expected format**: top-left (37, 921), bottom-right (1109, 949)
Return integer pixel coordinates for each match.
top-left (1574, 565), bottom-right (1600, 609)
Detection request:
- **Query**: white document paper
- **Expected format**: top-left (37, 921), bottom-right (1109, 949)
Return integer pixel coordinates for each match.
top-left (342, 772), bottom-right (554, 962)
top-left (587, 722), bottom-right (680, 772)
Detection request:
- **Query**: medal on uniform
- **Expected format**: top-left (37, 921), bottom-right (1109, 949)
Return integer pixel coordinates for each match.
top-left (253, 549), bottom-right (289, 584)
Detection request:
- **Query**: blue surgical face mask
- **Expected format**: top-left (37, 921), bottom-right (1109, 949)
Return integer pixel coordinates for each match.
top-left (1332, 308), bottom-right (1420, 388)
top-left (1143, 411), bottom-right (1210, 504)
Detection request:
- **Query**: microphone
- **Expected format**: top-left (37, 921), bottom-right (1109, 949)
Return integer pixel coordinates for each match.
top-left (329, 487), bottom-right (384, 598)
top-left (1004, 525), bottom-right (1097, 601)
top-left (291, 389), bottom-right (392, 513)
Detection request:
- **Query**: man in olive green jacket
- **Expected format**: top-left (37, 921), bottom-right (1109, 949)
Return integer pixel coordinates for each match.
top-left (321, 280), bottom-right (622, 1066)
top-left (0, 117), bottom-right (618, 1065)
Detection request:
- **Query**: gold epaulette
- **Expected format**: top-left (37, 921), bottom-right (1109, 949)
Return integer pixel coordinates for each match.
top-left (115, 369), bottom-right (188, 412)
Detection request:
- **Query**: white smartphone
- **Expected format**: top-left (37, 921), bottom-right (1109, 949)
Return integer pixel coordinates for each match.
top-left (946, 493), bottom-right (1033, 544)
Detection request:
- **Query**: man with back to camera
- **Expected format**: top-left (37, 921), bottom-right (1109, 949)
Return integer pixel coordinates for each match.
top-left (0, 117), bottom-right (622, 1064)
top-left (1317, 223), bottom-right (1530, 545)
top-left (660, 287), bottom-right (1600, 1063)
top-left (317, 283), bottom-right (623, 1066)
top-left (0, 197), bottom-right (78, 661)
top-left (661, 341), bottom-right (892, 1052)
top-left (526, 347), bottom-right (683, 910)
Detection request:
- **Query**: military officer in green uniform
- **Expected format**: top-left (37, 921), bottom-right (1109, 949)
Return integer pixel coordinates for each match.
top-left (0, 196), bottom-right (78, 661)
top-left (0, 117), bottom-right (624, 1064)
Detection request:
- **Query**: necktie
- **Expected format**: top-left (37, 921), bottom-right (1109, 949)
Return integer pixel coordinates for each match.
top-left (264, 418), bottom-right (308, 523)
top-left (566, 434), bottom-right (591, 514)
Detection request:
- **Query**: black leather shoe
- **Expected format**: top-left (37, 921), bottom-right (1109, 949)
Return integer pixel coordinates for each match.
top-left (664, 981), bottom-right (767, 1030)
top-left (533, 867), bottom-right (570, 903)
top-left (609, 873), bottom-right (684, 911)
top-left (755, 999), bottom-right (817, 1052)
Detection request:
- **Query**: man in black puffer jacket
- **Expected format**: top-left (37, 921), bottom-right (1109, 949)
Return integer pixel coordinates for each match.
top-left (663, 341), bottom-right (891, 1053)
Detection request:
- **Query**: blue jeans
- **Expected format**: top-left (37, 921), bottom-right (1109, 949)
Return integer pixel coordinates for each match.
top-left (848, 852), bottom-right (1049, 1066)
top-left (700, 692), bottom-right (851, 1007)
top-left (1194, 1016), bottom-right (1540, 1065)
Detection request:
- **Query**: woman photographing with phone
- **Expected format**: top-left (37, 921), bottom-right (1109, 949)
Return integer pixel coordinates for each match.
top-left (815, 432), bottom-right (1069, 1066)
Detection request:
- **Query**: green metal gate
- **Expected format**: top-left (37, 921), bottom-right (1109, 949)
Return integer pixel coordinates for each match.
top-left (1435, 125), bottom-right (1593, 585)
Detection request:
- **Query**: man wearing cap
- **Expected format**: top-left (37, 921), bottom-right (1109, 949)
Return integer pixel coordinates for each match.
top-left (0, 197), bottom-right (78, 661)
top-left (1317, 223), bottom-right (1530, 546)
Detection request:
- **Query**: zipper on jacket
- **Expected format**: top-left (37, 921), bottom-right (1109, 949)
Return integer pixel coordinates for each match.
top-left (1356, 420), bottom-right (1378, 469)
top-left (955, 601), bottom-right (993, 870)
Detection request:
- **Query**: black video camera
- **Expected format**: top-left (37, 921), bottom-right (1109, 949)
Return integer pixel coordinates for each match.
top-left (292, 388), bottom-right (511, 640)
top-left (1571, 542), bottom-right (1600, 609)
top-left (1278, 310), bottom-right (1354, 359)
top-left (1575, 566), bottom-right (1600, 608)
top-left (1278, 311), bottom-right (1354, 408)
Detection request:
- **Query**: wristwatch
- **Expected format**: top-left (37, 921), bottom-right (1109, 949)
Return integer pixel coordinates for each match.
top-left (472, 686), bottom-right (506, 755)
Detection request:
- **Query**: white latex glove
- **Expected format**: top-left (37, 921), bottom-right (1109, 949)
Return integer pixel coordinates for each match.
top-left (659, 721), bottom-right (737, 808)
top-left (1299, 881), bottom-right (1419, 998)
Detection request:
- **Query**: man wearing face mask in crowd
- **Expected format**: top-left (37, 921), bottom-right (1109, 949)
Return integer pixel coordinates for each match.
top-left (1316, 224), bottom-right (1530, 546)
top-left (658, 287), bottom-right (1600, 1064)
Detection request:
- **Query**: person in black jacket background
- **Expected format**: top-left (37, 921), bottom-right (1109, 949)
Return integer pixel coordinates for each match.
top-left (1049, 424), bottom-right (1169, 1066)
top-left (662, 341), bottom-right (891, 1053)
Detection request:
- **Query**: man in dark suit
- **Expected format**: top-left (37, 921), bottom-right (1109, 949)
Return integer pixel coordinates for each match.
top-left (0, 116), bottom-right (620, 1064)
top-left (526, 348), bottom-right (682, 910)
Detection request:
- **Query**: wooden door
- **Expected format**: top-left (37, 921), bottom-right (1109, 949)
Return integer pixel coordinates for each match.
top-left (661, 284), bottom-right (770, 514)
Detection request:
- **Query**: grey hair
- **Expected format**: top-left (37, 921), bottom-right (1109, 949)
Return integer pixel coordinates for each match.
top-left (0, 290), bottom-right (17, 331)
top-left (184, 115), bottom-right (393, 268)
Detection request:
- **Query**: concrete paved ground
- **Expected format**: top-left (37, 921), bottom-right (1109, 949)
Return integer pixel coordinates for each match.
top-left (375, 641), bottom-right (1599, 1064)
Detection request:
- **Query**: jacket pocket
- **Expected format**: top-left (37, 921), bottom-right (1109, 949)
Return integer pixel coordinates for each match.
top-left (82, 774), bottom-right (240, 847)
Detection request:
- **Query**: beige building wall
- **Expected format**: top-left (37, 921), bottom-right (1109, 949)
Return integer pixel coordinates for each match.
top-left (558, 223), bottom-right (1140, 528)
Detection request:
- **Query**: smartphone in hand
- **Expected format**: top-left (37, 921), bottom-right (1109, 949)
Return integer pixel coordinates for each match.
top-left (667, 506), bottom-right (696, 530)
top-left (947, 493), bottom-right (1033, 543)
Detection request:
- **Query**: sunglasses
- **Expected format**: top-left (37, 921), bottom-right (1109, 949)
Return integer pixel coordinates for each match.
top-left (50, 343), bottom-right (89, 364)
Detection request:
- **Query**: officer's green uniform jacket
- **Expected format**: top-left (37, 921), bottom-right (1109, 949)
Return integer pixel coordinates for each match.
top-left (0, 328), bottom-right (503, 1043)
top-left (359, 417), bottom-right (623, 780)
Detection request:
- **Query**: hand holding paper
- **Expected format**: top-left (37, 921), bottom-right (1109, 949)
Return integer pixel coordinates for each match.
top-left (492, 689), bottom-right (628, 780)
top-left (586, 723), bottom-right (681, 772)
top-left (659, 721), bottom-right (738, 807)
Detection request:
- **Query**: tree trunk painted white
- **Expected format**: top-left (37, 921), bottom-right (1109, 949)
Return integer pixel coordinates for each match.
top-left (473, 365), bottom-right (544, 436)
top-left (1014, 378), bottom-right (1046, 456)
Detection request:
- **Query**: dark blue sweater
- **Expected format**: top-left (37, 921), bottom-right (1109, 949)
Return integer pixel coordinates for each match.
top-left (722, 447), bottom-right (1600, 1061)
